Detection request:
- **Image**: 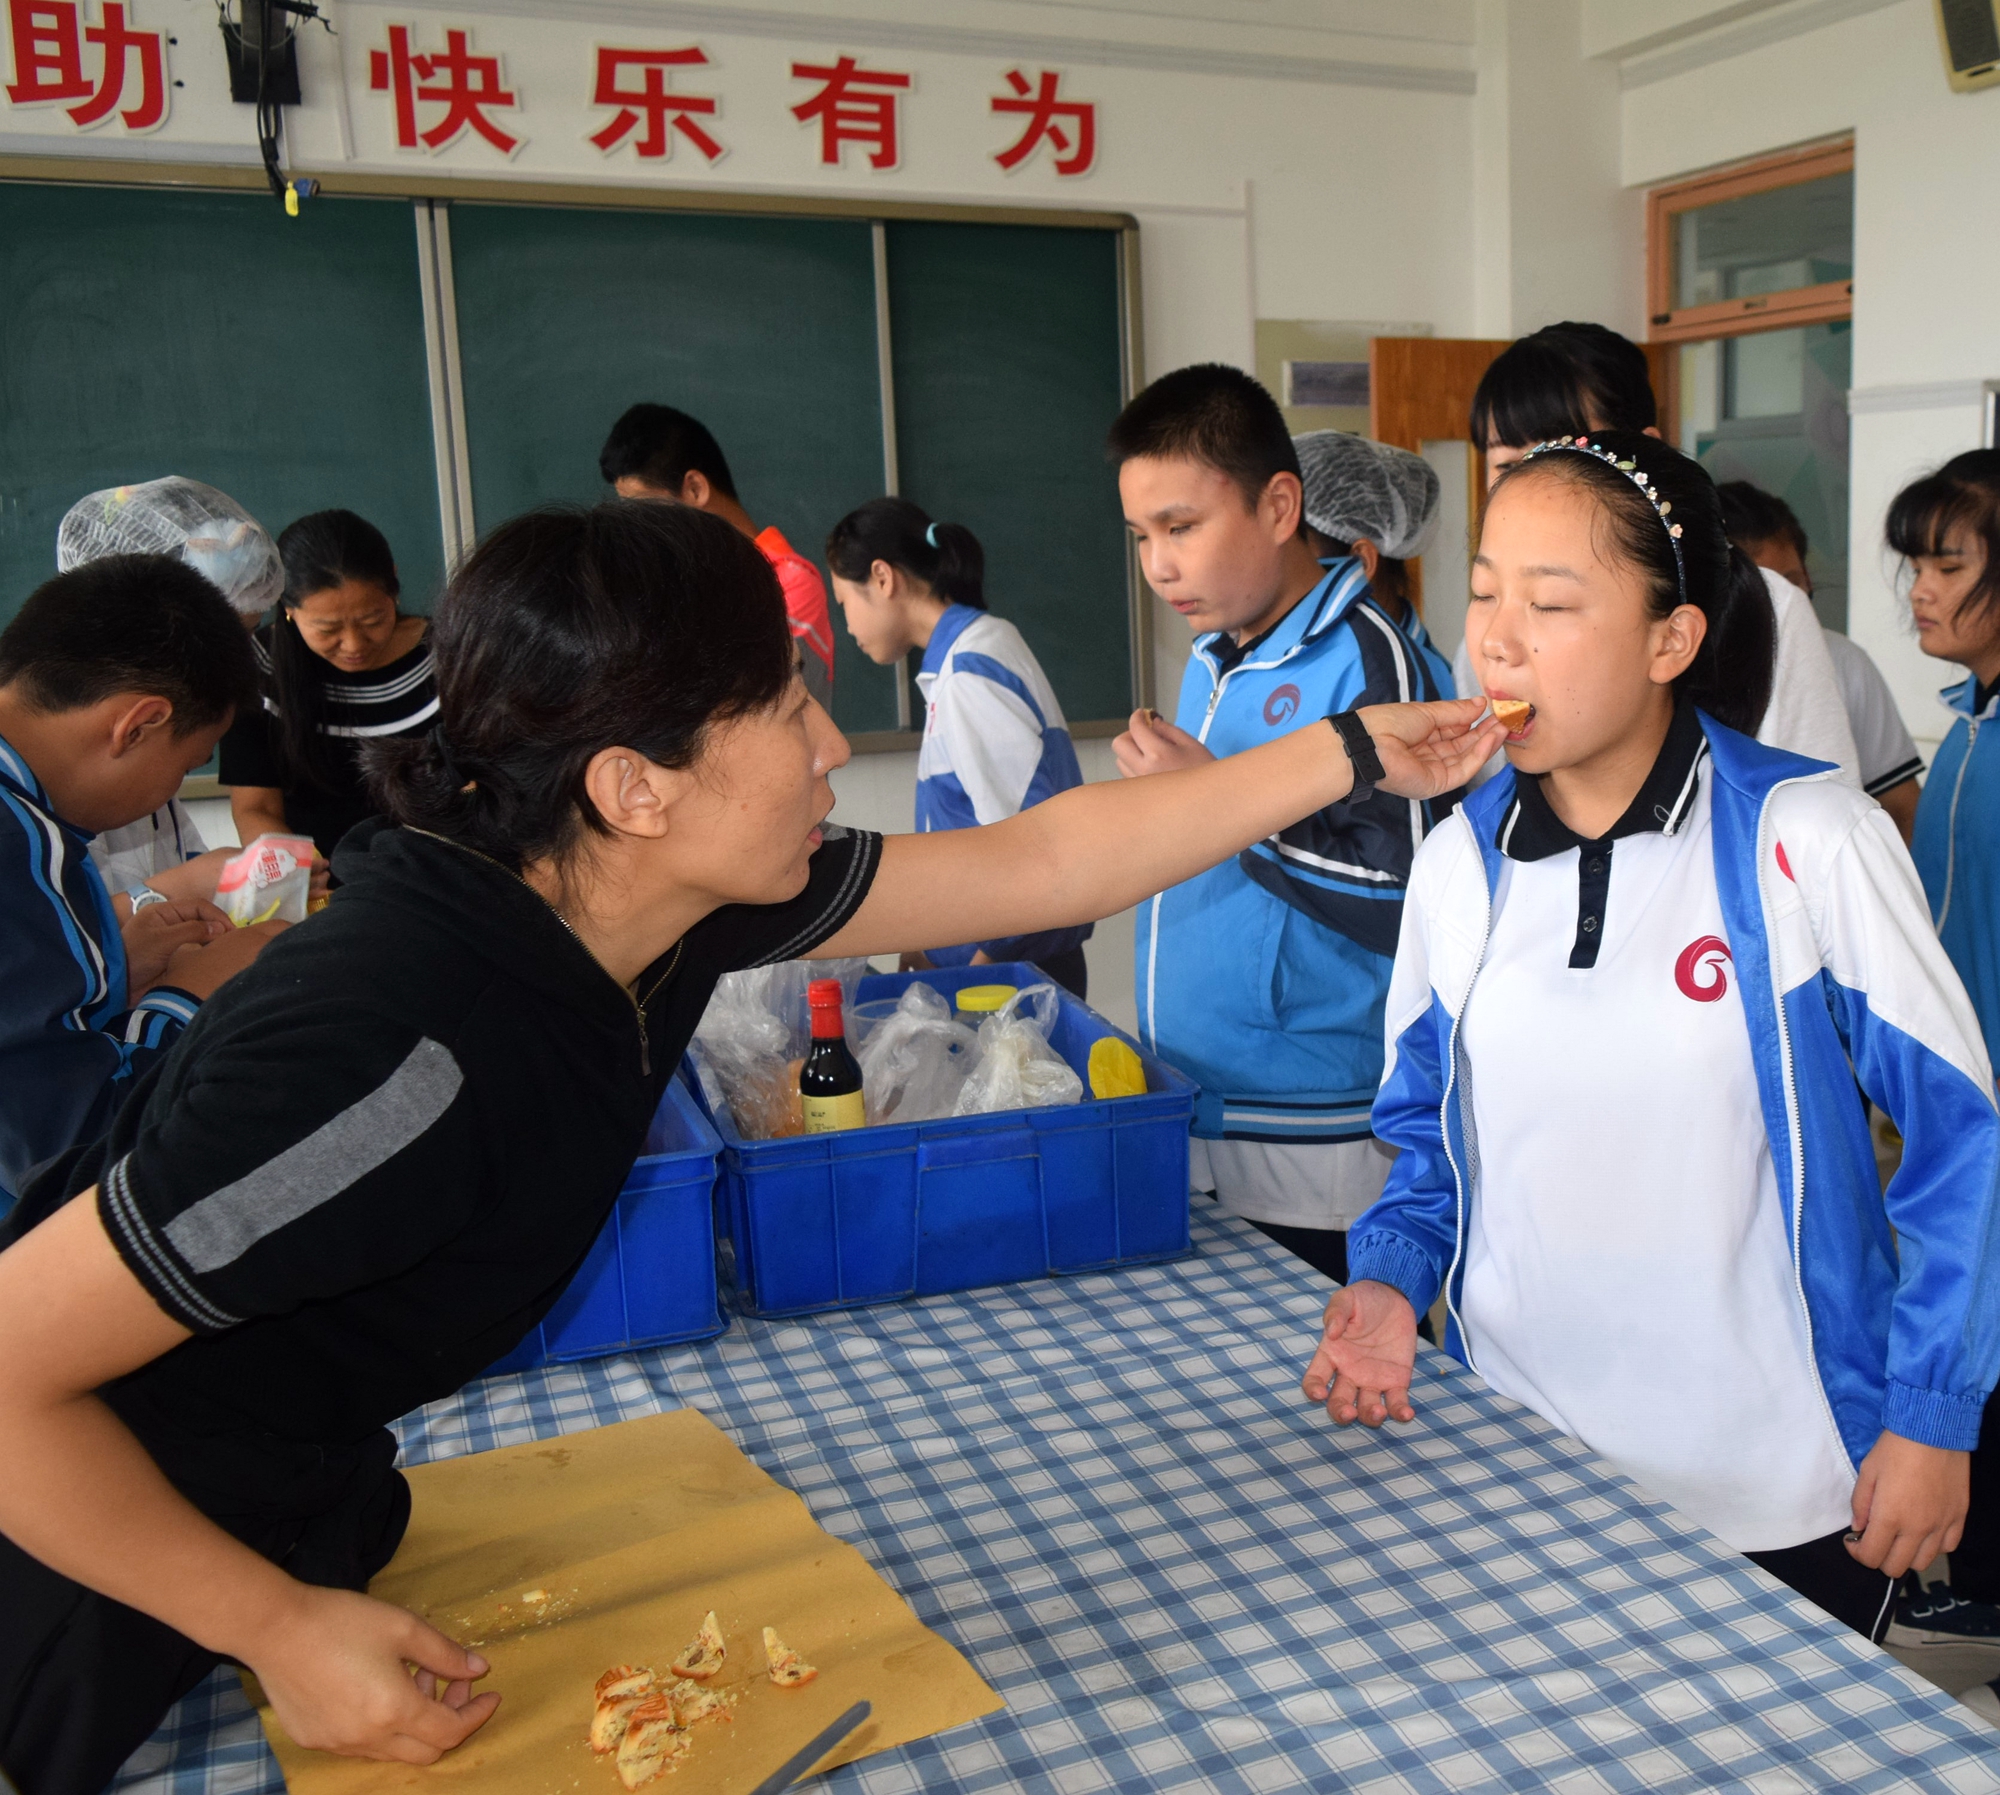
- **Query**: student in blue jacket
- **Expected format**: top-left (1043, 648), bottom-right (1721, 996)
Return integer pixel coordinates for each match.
top-left (1892, 449), bottom-right (2000, 1668)
top-left (1304, 431), bottom-right (2000, 1643)
top-left (0, 557), bottom-right (282, 1210)
top-left (825, 497), bottom-right (1091, 994)
top-left (1112, 366), bottom-right (1453, 1281)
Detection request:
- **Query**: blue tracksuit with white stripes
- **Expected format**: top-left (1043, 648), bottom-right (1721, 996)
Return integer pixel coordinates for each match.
top-left (1136, 559), bottom-right (1454, 1144)
top-left (914, 603), bottom-right (1091, 967)
top-left (1913, 676), bottom-right (2000, 1071)
top-left (0, 733), bottom-right (198, 1204)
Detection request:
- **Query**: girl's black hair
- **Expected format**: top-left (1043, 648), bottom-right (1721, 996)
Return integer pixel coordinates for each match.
top-left (270, 509), bottom-right (402, 790)
top-left (1469, 322), bottom-right (1657, 451)
top-left (365, 500), bottom-right (793, 872)
top-left (1886, 449), bottom-right (2000, 631)
top-left (824, 497), bottom-right (985, 610)
top-left (1495, 428), bottom-right (1775, 737)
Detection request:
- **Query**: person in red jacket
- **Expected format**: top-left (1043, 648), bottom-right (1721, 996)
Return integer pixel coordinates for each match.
top-left (599, 404), bottom-right (836, 710)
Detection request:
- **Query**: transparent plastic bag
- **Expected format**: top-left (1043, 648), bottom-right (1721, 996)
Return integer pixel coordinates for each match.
top-left (691, 956), bottom-right (874, 1140)
top-left (857, 983), bottom-right (982, 1126)
top-left (953, 983), bottom-right (1083, 1116)
top-left (216, 833), bottom-right (314, 926)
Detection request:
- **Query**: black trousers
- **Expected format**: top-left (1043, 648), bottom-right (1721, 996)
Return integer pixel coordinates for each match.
top-left (1946, 1383), bottom-right (2000, 1603)
top-left (0, 1424), bottom-right (409, 1795)
top-left (1748, 1528), bottom-right (1897, 1642)
top-left (1033, 945), bottom-right (1089, 1001)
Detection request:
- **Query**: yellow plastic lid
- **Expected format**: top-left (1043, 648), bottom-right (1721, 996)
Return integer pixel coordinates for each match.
top-left (954, 983), bottom-right (1019, 1015)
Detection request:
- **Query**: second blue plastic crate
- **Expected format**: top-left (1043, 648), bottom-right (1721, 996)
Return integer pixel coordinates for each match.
top-left (487, 1074), bottom-right (726, 1373)
top-left (707, 964), bottom-right (1195, 1317)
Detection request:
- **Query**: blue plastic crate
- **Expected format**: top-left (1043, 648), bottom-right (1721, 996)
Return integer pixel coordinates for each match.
top-left (486, 1074), bottom-right (726, 1373)
top-left (706, 963), bottom-right (1195, 1317)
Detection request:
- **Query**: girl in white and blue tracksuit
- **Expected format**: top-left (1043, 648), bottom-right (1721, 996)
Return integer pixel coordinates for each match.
top-left (1139, 555), bottom-right (1452, 1237)
top-left (1338, 433), bottom-right (2000, 1643)
top-left (825, 498), bottom-right (1089, 991)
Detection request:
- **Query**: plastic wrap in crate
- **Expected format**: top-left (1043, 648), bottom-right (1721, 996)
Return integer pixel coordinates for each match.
top-left (707, 963), bottom-right (1195, 1316)
top-left (486, 1074), bottom-right (726, 1373)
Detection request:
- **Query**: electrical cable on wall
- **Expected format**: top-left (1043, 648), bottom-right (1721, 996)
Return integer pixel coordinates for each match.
top-left (218, 0), bottom-right (328, 214)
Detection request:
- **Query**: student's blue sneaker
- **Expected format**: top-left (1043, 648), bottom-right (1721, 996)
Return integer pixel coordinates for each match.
top-left (1887, 1579), bottom-right (2000, 1669)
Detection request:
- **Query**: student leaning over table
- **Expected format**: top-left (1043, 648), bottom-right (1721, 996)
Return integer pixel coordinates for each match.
top-left (0, 497), bottom-right (1502, 1793)
top-left (1302, 431), bottom-right (2000, 1647)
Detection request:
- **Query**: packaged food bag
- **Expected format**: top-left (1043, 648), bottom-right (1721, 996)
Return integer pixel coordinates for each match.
top-left (217, 833), bottom-right (316, 926)
top-left (953, 983), bottom-right (1083, 1116)
top-left (857, 983), bottom-right (982, 1126)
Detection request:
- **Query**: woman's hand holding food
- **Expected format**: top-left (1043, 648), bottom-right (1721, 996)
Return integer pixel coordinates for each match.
top-left (1357, 698), bottom-right (1506, 802)
top-left (247, 1583), bottom-right (498, 1763)
top-left (1302, 1280), bottom-right (1420, 1427)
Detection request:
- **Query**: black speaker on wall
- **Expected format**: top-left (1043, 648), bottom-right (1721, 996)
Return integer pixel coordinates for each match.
top-left (1936, 0), bottom-right (2000, 90)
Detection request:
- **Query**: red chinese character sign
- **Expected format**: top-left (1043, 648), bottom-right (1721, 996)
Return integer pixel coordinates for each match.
top-left (4, 0), bottom-right (166, 132)
top-left (992, 68), bottom-right (1094, 176)
top-left (590, 45), bottom-right (721, 162)
top-left (369, 23), bottom-right (519, 154)
top-left (790, 54), bottom-right (909, 170)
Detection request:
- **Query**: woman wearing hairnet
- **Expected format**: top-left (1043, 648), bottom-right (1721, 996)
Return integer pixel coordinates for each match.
top-left (1294, 431), bottom-right (1443, 652)
top-left (56, 478), bottom-right (286, 907)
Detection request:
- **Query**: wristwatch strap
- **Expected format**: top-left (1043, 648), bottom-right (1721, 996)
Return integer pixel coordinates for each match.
top-left (129, 885), bottom-right (171, 911)
top-left (1327, 711), bottom-right (1385, 804)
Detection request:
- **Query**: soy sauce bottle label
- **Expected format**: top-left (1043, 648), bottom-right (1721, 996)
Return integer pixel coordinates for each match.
top-left (802, 1090), bottom-right (867, 1132)
top-left (799, 977), bottom-right (866, 1133)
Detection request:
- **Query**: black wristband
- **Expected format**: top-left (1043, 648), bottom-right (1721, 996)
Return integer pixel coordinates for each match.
top-left (1328, 711), bottom-right (1385, 803)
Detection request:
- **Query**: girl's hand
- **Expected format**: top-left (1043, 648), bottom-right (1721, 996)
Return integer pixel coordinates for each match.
top-left (1114, 709), bottom-right (1214, 778)
top-left (1847, 1433), bottom-right (1968, 1578)
top-left (1356, 698), bottom-right (1506, 801)
top-left (1302, 1280), bottom-right (1420, 1426)
top-left (250, 1584), bottom-right (499, 1764)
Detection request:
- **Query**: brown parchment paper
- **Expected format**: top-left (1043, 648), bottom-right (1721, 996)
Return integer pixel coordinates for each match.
top-left (248, 1408), bottom-right (1002, 1794)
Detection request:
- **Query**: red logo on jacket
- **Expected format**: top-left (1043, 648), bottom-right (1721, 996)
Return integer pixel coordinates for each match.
top-left (1675, 935), bottom-right (1733, 1002)
top-left (1263, 683), bottom-right (1301, 726)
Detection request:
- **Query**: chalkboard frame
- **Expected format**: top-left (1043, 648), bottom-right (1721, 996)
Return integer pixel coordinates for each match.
top-left (0, 154), bottom-right (1150, 741)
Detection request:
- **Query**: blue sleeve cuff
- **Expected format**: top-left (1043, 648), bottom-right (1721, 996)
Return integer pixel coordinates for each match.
top-left (1883, 1378), bottom-right (1989, 1451)
top-left (1345, 1228), bottom-right (1443, 1318)
top-left (132, 987), bottom-right (200, 1027)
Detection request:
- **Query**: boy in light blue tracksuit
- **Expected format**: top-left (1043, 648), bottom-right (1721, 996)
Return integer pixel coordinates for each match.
top-left (1112, 367), bottom-right (1454, 1276)
top-left (1913, 675), bottom-right (2000, 1068)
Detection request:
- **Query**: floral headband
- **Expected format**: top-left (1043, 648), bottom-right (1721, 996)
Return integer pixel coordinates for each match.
top-left (1520, 434), bottom-right (1687, 605)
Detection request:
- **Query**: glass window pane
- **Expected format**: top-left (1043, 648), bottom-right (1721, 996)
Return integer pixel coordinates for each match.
top-left (1680, 320), bottom-right (1853, 631)
top-left (1671, 170), bottom-right (1853, 310)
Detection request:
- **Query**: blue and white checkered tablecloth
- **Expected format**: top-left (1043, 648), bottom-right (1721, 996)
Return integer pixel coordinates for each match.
top-left (113, 1208), bottom-right (2000, 1794)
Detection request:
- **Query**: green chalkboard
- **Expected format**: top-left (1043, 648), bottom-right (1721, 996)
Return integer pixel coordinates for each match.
top-left (0, 182), bottom-right (443, 622)
top-left (885, 220), bottom-right (1130, 725)
top-left (445, 204), bottom-right (899, 732)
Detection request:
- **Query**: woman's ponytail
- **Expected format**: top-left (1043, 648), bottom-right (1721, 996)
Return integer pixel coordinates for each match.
top-left (826, 498), bottom-right (987, 610)
top-left (1683, 544), bottom-right (1776, 737)
top-left (1495, 429), bottom-right (1776, 737)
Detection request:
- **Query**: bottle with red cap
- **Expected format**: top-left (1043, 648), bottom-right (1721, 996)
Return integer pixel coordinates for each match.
top-left (799, 977), bottom-right (866, 1133)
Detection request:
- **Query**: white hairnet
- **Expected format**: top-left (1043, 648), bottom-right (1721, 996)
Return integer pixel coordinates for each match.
top-left (56, 477), bottom-right (284, 619)
top-left (1294, 431), bottom-right (1440, 561)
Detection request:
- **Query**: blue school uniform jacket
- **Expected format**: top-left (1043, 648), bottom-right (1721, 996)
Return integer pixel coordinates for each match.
top-left (1136, 559), bottom-right (1454, 1143)
top-left (914, 603), bottom-right (1090, 968)
top-left (1350, 716), bottom-right (2000, 1463)
top-left (0, 734), bottom-right (198, 1203)
top-left (1913, 677), bottom-right (2000, 1070)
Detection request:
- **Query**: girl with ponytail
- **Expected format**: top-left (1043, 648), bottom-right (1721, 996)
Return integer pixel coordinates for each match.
top-left (825, 497), bottom-right (1094, 994)
top-left (1304, 430), bottom-right (2000, 1649)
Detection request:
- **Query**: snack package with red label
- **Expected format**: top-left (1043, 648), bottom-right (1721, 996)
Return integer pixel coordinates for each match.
top-left (217, 833), bottom-right (318, 926)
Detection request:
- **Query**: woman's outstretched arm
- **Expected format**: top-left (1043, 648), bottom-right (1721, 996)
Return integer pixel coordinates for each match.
top-left (820, 697), bottom-right (1500, 960)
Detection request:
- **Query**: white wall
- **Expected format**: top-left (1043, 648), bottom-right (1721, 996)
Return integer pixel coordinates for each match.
top-left (1613, 0), bottom-right (2000, 754)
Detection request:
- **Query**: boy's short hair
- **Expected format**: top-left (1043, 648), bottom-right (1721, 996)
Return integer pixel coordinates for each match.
top-left (0, 553), bottom-right (258, 734)
top-left (598, 403), bottom-right (739, 500)
top-left (1715, 480), bottom-right (1809, 560)
top-left (1106, 363), bottom-right (1302, 510)
top-left (1469, 322), bottom-right (1657, 450)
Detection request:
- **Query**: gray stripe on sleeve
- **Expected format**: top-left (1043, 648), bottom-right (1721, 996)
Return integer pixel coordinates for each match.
top-left (163, 1036), bottom-right (464, 1274)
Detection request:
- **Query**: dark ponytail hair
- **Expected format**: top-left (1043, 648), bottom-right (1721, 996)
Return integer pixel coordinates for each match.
top-left (1495, 428), bottom-right (1775, 736)
top-left (364, 500), bottom-right (792, 873)
top-left (270, 510), bottom-right (401, 790)
top-left (824, 497), bottom-right (985, 611)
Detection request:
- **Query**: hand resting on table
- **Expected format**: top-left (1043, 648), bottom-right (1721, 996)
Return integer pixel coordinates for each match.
top-left (1302, 1280), bottom-right (1419, 1427)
